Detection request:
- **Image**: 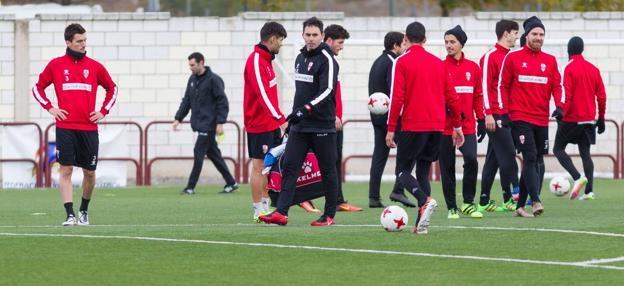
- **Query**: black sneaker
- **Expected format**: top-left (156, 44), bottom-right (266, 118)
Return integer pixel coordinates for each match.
top-left (389, 192), bottom-right (416, 208)
top-left (181, 188), bottom-right (195, 195)
top-left (369, 198), bottom-right (385, 208)
top-left (220, 183), bottom-right (239, 194)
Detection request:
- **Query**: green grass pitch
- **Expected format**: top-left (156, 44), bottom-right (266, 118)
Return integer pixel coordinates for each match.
top-left (1, 180), bottom-right (623, 285)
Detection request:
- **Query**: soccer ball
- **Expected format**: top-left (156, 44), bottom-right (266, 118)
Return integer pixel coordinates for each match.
top-left (549, 176), bottom-right (571, 197)
top-left (367, 92), bottom-right (390, 115)
top-left (380, 205), bottom-right (408, 232)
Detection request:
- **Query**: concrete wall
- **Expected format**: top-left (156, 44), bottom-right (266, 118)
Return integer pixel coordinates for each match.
top-left (1, 11), bottom-right (623, 182)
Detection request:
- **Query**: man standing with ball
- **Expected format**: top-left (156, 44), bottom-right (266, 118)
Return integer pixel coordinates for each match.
top-left (367, 31), bottom-right (413, 208)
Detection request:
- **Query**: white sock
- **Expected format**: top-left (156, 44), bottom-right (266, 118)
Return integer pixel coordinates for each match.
top-left (253, 202), bottom-right (262, 217)
top-left (261, 197), bottom-right (270, 212)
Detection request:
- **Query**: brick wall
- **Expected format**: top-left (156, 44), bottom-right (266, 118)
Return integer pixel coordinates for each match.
top-left (2, 11), bottom-right (623, 181)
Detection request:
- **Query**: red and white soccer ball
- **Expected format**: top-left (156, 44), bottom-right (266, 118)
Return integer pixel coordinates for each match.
top-left (367, 92), bottom-right (390, 115)
top-left (380, 205), bottom-right (408, 232)
top-left (549, 176), bottom-right (571, 197)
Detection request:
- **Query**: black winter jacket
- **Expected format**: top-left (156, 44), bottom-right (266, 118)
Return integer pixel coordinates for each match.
top-left (291, 42), bottom-right (339, 133)
top-left (174, 67), bottom-right (229, 132)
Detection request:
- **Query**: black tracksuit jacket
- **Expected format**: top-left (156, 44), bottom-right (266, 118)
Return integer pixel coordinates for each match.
top-left (174, 66), bottom-right (229, 132)
top-left (291, 42), bottom-right (339, 133)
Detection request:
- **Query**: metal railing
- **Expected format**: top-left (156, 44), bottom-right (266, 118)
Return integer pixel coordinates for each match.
top-left (144, 120), bottom-right (242, 186)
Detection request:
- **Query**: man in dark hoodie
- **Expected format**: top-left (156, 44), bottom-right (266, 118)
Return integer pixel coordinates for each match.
top-left (259, 17), bottom-right (340, 226)
top-left (553, 36), bottom-right (607, 201)
top-left (174, 52), bottom-right (238, 195)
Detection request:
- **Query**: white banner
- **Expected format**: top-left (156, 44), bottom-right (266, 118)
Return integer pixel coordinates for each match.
top-left (2, 125), bottom-right (128, 189)
top-left (1, 126), bottom-right (40, 189)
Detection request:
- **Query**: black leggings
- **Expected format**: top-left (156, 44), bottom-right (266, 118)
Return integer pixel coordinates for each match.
top-left (480, 124), bottom-right (518, 205)
top-left (369, 123), bottom-right (403, 200)
top-left (439, 134), bottom-right (478, 210)
top-left (554, 141), bottom-right (594, 194)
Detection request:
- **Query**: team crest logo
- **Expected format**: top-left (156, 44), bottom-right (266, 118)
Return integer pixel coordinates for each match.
top-left (307, 62), bottom-right (314, 71)
top-left (465, 72), bottom-right (471, 81)
top-left (519, 135), bottom-right (525, 144)
top-left (302, 161), bottom-right (313, 173)
top-left (540, 63), bottom-right (546, 72)
top-left (63, 69), bottom-right (69, 81)
top-left (521, 62), bottom-right (528, 68)
top-left (83, 69), bottom-right (89, 79)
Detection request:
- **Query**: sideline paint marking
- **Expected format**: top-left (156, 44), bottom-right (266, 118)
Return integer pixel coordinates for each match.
top-left (0, 224), bottom-right (623, 238)
top-left (0, 232), bottom-right (623, 271)
top-left (578, 256), bottom-right (624, 265)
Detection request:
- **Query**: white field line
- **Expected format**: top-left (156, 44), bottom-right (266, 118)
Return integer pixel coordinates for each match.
top-left (0, 224), bottom-right (623, 239)
top-left (578, 256), bottom-right (624, 265)
top-left (1, 232), bottom-right (623, 272)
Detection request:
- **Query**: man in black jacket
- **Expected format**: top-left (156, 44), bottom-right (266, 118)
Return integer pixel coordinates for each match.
top-left (259, 17), bottom-right (339, 226)
top-left (367, 31), bottom-right (414, 208)
top-left (173, 52), bottom-right (238, 195)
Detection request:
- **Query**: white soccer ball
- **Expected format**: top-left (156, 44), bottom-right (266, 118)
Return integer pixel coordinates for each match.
top-left (367, 92), bottom-right (390, 115)
top-left (549, 176), bottom-right (571, 197)
top-left (380, 205), bottom-right (408, 232)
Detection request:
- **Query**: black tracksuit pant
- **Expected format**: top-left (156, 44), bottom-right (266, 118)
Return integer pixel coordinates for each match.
top-left (479, 120), bottom-right (519, 205)
top-left (277, 130), bottom-right (338, 218)
top-left (368, 123), bottom-right (404, 200)
top-left (336, 130), bottom-right (345, 204)
top-left (439, 134), bottom-right (478, 210)
top-left (186, 131), bottom-right (236, 190)
top-left (395, 132), bottom-right (440, 207)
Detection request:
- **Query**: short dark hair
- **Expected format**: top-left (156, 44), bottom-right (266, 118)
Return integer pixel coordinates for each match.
top-left (495, 20), bottom-right (519, 40)
top-left (323, 24), bottom-right (350, 41)
top-left (64, 23), bottom-right (86, 42)
top-left (302, 17), bottom-right (323, 33)
top-left (260, 21), bottom-right (287, 42)
top-left (187, 52), bottom-right (204, 64)
top-left (405, 21), bottom-right (426, 43)
top-left (384, 31), bottom-right (404, 50)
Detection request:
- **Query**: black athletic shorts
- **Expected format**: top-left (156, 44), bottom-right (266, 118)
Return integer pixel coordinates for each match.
top-left (247, 128), bottom-right (282, 159)
top-left (511, 121), bottom-right (549, 155)
top-left (55, 127), bottom-right (99, 170)
top-left (554, 121), bottom-right (596, 150)
top-left (396, 131), bottom-right (441, 162)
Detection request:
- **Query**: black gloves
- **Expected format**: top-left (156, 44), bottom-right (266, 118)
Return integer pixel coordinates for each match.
top-left (477, 119), bottom-right (486, 143)
top-left (286, 104), bottom-right (312, 125)
top-left (597, 118), bottom-right (605, 134)
top-left (551, 107), bottom-right (563, 121)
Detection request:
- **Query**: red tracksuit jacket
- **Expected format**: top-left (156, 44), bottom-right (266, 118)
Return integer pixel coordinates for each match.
top-left (388, 45), bottom-right (461, 133)
top-left (499, 45), bottom-right (562, 127)
top-left (243, 44), bottom-right (286, 133)
top-left (561, 55), bottom-right (606, 123)
top-left (33, 53), bottom-right (117, 131)
top-left (480, 43), bottom-right (511, 115)
top-left (443, 53), bottom-right (484, 135)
